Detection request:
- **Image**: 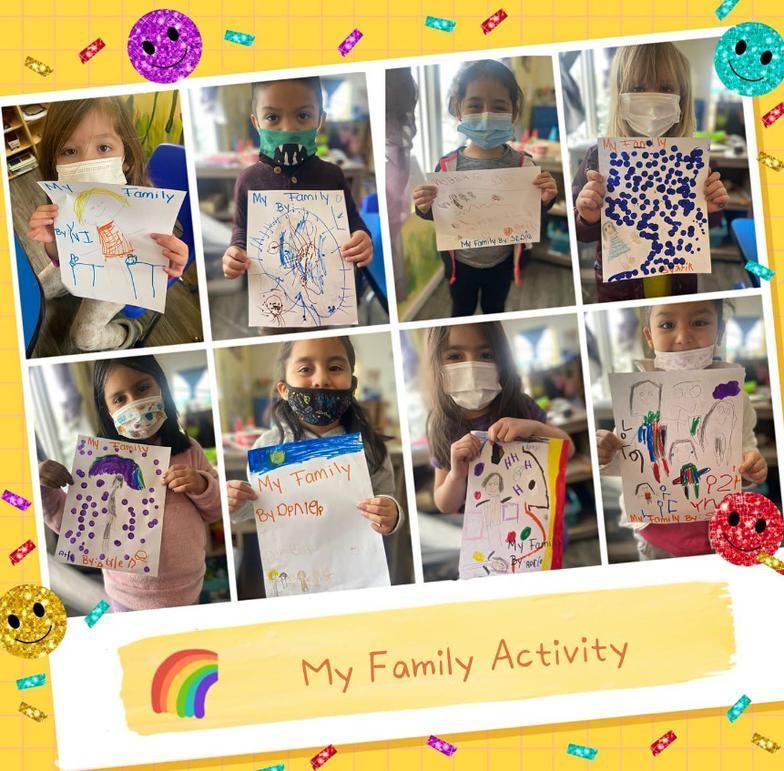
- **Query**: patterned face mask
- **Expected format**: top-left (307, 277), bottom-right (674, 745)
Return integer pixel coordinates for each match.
top-left (258, 127), bottom-right (318, 167)
top-left (284, 385), bottom-right (353, 426)
top-left (112, 395), bottom-right (167, 439)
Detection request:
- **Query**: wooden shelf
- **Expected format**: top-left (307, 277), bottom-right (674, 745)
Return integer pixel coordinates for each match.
top-left (3, 103), bottom-right (46, 178)
top-left (4, 121), bottom-right (22, 133)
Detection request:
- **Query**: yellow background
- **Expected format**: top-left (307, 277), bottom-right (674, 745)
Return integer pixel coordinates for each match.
top-left (2, 0), bottom-right (784, 768)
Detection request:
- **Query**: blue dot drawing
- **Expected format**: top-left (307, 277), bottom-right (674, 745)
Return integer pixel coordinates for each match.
top-left (599, 137), bottom-right (711, 283)
top-left (246, 190), bottom-right (357, 328)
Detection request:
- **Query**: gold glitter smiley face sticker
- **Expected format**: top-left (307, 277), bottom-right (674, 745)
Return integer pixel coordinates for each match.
top-left (0, 584), bottom-right (67, 658)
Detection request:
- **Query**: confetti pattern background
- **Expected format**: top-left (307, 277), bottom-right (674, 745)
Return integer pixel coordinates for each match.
top-left (2, 1), bottom-right (784, 769)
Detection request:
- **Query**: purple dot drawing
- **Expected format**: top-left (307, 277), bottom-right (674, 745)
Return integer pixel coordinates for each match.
top-left (713, 380), bottom-right (741, 399)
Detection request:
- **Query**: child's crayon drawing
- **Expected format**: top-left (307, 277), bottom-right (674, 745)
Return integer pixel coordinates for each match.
top-left (248, 433), bottom-right (389, 596)
top-left (598, 137), bottom-right (711, 282)
top-left (425, 167), bottom-right (541, 251)
top-left (246, 190), bottom-right (358, 328)
top-left (40, 181), bottom-right (186, 312)
top-left (54, 435), bottom-right (170, 576)
top-left (459, 438), bottom-right (567, 579)
top-left (609, 368), bottom-right (745, 524)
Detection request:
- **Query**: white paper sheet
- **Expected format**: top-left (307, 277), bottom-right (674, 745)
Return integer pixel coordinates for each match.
top-left (246, 189), bottom-right (358, 327)
top-left (426, 167), bottom-right (541, 251)
top-left (598, 136), bottom-right (711, 283)
top-left (459, 438), bottom-right (565, 579)
top-left (40, 180), bottom-right (186, 312)
top-left (54, 435), bottom-right (171, 576)
top-left (609, 367), bottom-right (745, 524)
top-left (248, 433), bottom-right (390, 595)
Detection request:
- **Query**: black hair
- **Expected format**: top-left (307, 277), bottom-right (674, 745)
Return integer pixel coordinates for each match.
top-left (251, 76), bottom-right (324, 116)
top-left (92, 356), bottom-right (192, 455)
top-left (268, 337), bottom-right (390, 474)
top-left (447, 60), bottom-right (524, 121)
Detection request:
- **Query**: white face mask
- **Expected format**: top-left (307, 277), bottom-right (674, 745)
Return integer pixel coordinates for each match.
top-left (443, 361), bottom-right (502, 410)
top-left (112, 395), bottom-right (167, 440)
top-left (56, 155), bottom-right (127, 184)
top-left (654, 344), bottom-right (715, 371)
top-left (618, 92), bottom-right (681, 137)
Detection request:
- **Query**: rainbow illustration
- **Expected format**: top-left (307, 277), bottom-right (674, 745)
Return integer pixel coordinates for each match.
top-left (150, 649), bottom-right (218, 719)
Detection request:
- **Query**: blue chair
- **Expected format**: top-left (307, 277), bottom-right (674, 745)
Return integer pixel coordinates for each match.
top-left (358, 193), bottom-right (388, 313)
top-left (122, 143), bottom-right (194, 318)
top-left (14, 235), bottom-right (44, 357)
top-left (730, 218), bottom-right (759, 289)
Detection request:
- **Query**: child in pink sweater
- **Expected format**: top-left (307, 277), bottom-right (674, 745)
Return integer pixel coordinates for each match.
top-left (38, 356), bottom-right (222, 611)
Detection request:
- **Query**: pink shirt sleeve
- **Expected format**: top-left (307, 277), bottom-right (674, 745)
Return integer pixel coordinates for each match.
top-left (182, 440), bottom-right (223, 524)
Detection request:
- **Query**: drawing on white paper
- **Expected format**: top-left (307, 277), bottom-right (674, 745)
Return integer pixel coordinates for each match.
top-left (425, 167), bottom-right (542, 251)
top-left (609, 368), bottom-right (745, 525)
top-left (598, 136), bottom-right (711, 282)
top-left (40, 181), bottom-right (185, 313)
top-left (246, 190), bottom-right (357, 328)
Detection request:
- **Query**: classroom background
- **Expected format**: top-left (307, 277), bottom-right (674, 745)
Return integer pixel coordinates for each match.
top-left (190, 74), bottom-right (388, 338)
top-left (560, 38), bottom-right (759, 303)
top-left (29, 350), bottom-right (230, 616)
top-left (587, 295), bottom-right (781, 563)
top-left (214, 333), bottom-right (415, 599)
top-left (6, 91), bottom-right (204, 357)
top-left (401, 317), bottom-right (600, 581)
top-left (388, 57), bottom-right (575, 322)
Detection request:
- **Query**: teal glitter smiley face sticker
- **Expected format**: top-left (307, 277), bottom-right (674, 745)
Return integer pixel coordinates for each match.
top-left (714, 22), bottom-right (784, 97)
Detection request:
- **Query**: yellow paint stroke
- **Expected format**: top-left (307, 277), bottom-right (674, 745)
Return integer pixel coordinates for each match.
top-left (120, 582), bottom-right (734, 734)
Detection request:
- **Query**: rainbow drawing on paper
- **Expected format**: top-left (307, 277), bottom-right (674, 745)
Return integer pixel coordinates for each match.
top-left (151, 649), bottom-right (218, 719)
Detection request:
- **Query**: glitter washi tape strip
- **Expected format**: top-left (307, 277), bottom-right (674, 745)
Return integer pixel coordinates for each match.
top-left (752, 732), bottom-right (781, 753)
top-left (16, 673), bottom-right (46, 690)
top-left (338, 28), bottom-right (362, 57)
top-left (225, 29), bottom-right (255, 46)
top-left (715, 0), bottom-right (741, 20)
top-left (85, 599), bottom-right (110, 628)
top-left (425, 15), bottom-right (457, 32)
top-left (481, 9), bottom-right (508, 34)
top-left (310, 745), bottom-right (337, 769)
top-left (745, 261), bottom-right (775, 280)
top-left (19, 701), bottom-right (47, 721)
top-left (24, 56), bottom-right (53, 76)
top-left (650, 730), bottom-right (677, 756)
top-left (727, 694), bottom-right (751, 722)
top-left (9, 539), bottom-right (36, 565)
top-left (3, 489), bottom-right (32, 510)
top-left (258, 765), bottom-right (284, 771)
top-left (566, 743), bottom-right (598, 759)
top-left (762, 101), bottom-right (784, 127)
top-left (759, 551), bottom-right (784, 570)
top-left (427, 735), bottom-right (458, 756)
top-left (79, 38), bottom-right (105, 63)
top-left (758, 151), bottom-right (784, 171)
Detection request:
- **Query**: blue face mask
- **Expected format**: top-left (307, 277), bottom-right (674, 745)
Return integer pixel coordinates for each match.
top-left (456, 112), bottom-right (515, 149)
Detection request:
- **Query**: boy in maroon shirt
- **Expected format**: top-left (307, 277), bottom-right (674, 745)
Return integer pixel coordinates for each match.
top-left (222, 76), bottom-right (372, 287)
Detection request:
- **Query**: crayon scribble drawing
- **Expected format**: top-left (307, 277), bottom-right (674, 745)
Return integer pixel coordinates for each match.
top-left (459, 438), bottom-right (567, 579)
top-left (425, 167), bottom-right (542, 252)
top-left (598, 137), bottom-right (711, 282)
top-left (609, 368), bottom-right (745, 525)
top-left (247, 433), bottom-right (389, 596)
top-left (54, 434), bottom-right (170, 576)
top-left (40, 181), bottom-right (186, 313)
top-left (246, 190), bottom-right (357, 328)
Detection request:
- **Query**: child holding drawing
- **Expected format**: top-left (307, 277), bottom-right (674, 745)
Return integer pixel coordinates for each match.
top-left (424, 321), bottom-right (574, 516)
top-left (226, 336), bottom-right (404, 590)
top-left (37, 355), bottom-right (222, 611)
top-left (596, 300), bottom-right (767, 559)
top-left (412, 60), bottom-right (558, 318)
top-left (27, 97), bottom-right (189, 351)
top-left (221, 76), bottom-right (373, 328)
top-left (573, 42), bottom-right (730, 302)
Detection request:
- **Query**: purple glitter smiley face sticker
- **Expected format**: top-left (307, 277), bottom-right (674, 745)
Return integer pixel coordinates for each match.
top-left (127, 9), bottom-right (202, 83)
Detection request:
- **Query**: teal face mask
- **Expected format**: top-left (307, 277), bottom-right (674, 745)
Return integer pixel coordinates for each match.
top-left (456, 112), bottom-right (515, 149)
top-left (258, 127), bottom-right (318, 167)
